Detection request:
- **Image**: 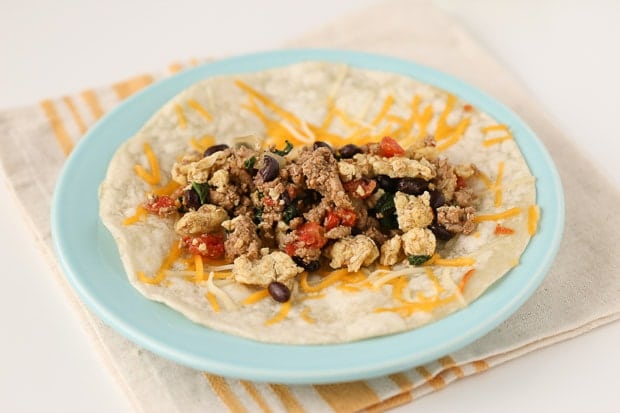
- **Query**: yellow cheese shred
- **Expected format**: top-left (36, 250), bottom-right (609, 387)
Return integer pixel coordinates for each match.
top-left (474, 207), bottom-right (522, 223)
top-left (300, 307), bottom-right (315, 324)
top-left (265, 301), bottom-right (292, 326)
top-left (494, 161), bottom-right (505, 207)
top-left (175, 104), bottom-right (187, 129)
top-left (194, 254), bottom-right (204, 282)
top-left (153, 180), bottom-right (180, 196)
top-left (300, 269), bottom-right (349, 293)
top-left (371, 95), bottom-right (394, 126)
top-left (458, 269), bottom-right (476, 292)
top-left (482, 124), bottom-right (508, 133)
top-left (123, 205), bottom-right (147, 226)
top-left (528, 205), bottom-right (540, 235)
top-left (426, 253), bottom-right (476, 267)
top-left (133, 142), bottom-right (161, 185)
top-left (206, 292), bottom-right (220, 313)
top-left (187, 99), bottom-right (212, 121)
top-left (475, 170), bottom-right (494, 189)
top-left (242, 289), bottom-right (270, 305)
top-left (436, 118), bottom-right (471, 152)
top-left (236, 80), bottom-right (304, 129)
top-left (137, 241), bottom-right (181, 285)
top-left (483, 135), bottom-right (512, 147)
top-left (434, 94), bottom-right (457, 140)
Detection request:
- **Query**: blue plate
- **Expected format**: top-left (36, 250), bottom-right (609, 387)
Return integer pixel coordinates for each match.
top-left (51, 50), bottom-right (564, 384)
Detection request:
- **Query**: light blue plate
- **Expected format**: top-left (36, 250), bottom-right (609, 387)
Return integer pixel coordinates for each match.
top-left (51, 50), bottom-right (564, 384)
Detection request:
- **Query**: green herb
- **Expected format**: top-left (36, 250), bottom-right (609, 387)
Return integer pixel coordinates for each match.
top-left (272, 140), bottom-right (293, 156)
top-left (375, 192), bottom-right (395, 214)
top-left (282, 203), bottom-right (299, 224)
top-left (244, 156), bottom-right (256, 170)
top-left (258, 191), bottom-right (264, 200)
top-left (253, 207), bottom-right (263, 224)
top-left (191, 182), bottom-right (209, 205)
top-left (408, 255), bottom-right (431, 266)
top-left (379, 214), bottom-right (399, 230)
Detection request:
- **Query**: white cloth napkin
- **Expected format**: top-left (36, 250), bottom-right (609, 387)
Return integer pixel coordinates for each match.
top-left (0, 0), bottom-right (618, 411)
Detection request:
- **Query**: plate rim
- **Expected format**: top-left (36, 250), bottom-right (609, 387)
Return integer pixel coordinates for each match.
top-left (51, 49), bottom-right (565, 384)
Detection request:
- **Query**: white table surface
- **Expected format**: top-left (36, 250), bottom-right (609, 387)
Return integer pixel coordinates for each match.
top-left (1, 1), bottom-right (619, 412)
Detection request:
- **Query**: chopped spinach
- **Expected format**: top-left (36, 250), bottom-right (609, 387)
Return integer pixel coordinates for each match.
top-left (375, 192), bottom-right (395, 214)
top-left (379, 214), bottom-right (399, 230)
top-left (191, 182), bottom-right (209, 205)
top-left (272, 140), bottom-right (293, 156)
top-left (253, 207), bottom-right (263, 224)
top-left (244, 156), bottom-right (256, 170)
top-left (374, 192), bottom-right (398, 229)
top-left (408, 255), bottom-right (431, 266)
top-left (282, 203), bottom-right (299, 224)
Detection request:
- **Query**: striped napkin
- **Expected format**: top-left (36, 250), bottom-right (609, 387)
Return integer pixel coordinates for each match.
top-left (1, 1), bottom-right (619, 411)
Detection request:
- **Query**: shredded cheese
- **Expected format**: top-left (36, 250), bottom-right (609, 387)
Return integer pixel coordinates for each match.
top-left (458, 269), bottom-right (476, 292)
top-left (494, 161), bottom-right (505, 207)
top-left (153, 180), bottom-right (180, 196)
top-left (123, 205), bottom-right (147, 226)
top-left (300, 307), bottom-right (315, 324)
top-left (527, 205), bottom-right (540, 235)
top-left (371, 95), bottom-right (394, 126)
top-left (474, 207), bottom-right (522, 222)
top-left (427, 255), bottom-right (476, 267)
top-left (264, 301), bottom-right (292, 326)
top-left (194, 255), bottom-right (204, 282)
top-left (206, 292), bottom-right (220, 313)
top-left (483, 135), bottom-right (512, 147)
top-left (475, 170), bottom-right (494, 189)
top-left (136, 241), bottom-right (181, 285)
top-left (242, 289), bottom-right (270, 305)
top-left (187, 99), bottom-right (212, 121)
top-left (133, 142), bottom-right (161, 185)
top-left (494, 224), bottom-right (515, 235)
top-left (206, 271), bottom-right (236, 311)
top-left (175, 104), bottom-right (187, 129)
top-left (482, 124), bottom-right (508, 133)
top-left (436, 118), bottom-right (471, 152)
top-left (300, 269), bottom-right (349, 293)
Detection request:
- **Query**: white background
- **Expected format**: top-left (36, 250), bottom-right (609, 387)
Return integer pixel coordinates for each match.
top-left (1, 1), bottom-right (619, 412)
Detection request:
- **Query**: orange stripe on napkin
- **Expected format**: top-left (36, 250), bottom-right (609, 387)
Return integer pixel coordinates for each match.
top-left (268, 384), bottom-right (305, 413)
top-left (415, 366), bottom-right (446, 390)
top-left (240, 381), bottom-right (273, 413)
top-left (204, 374), bottom-right (248, 412)
top-left (314, 382), bottom-right (380, 412)
top-left (439, 356), bottom-right (464, 378)
top-left (80, 89), bottom-right (104, 120)
top-left (365, 392), bottom-right (413, 413)
top-left (168, 62), bottom-right (184, 73)
top-left (62, 96), bottom-right (87, 134)
top-left (388, 373), bottom-right (413, 392)
top-left (40, 99), bottom-right (74, 156)
top-left (113, 74), bottom-right (154, 100)
top-left (472, 359), bottom-right (489, 372)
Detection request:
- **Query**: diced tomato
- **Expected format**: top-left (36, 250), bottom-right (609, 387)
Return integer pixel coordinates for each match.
top-left (263, 196), bottom-right (277, 207)
top-left (144, 195), bottom-right (177, 216)
top-left (379, 136), bottom-right (405, 158)
top-left (284, 243), bottom-right (297, 256)
top-left (324, 210), bottom-right (340, 231)
top-left (337, 209), bottom-right (357, 227)
top-left (183, 233), bottom-right (225, 259)
top-left (296, 222), bottom-right (327, 249)
top-left (342, 179), bottom-right (377, 199)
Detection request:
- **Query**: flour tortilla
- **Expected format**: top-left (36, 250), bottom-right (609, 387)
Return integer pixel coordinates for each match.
top-left (99, 62), bottom-right (536, 344)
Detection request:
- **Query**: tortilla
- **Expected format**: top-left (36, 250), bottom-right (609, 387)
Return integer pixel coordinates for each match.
top-left (99, 61), bottom-right (536, 344)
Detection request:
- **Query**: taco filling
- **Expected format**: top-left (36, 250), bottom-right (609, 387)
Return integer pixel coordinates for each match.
top-left (99, 62), bottom-right (538, 344)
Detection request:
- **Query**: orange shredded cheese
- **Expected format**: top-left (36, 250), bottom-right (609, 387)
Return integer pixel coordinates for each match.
top-left (242, 289), bottom-right (270, 305)
top-left (425, 253), bottom-right (475, 267)
top-left (474, 207), bottom-right (522, 222)
top-left (194, 255), bottom-right (204, 282)
top-left (187, 99), bottom-right (212, 121)
top-left (300, 307), bottom-right (315, 324)
top-left (475, 170), bottom-right (494, 189)
top-left (458, 269), bottom-right (476, 292)
top-left (527, 205), bottom-right (540, 235)
top-left (236, 80), bottom-right (304, 129)
top-left (137, 241), bottom-right (181, 285)
top-left (206, 292), bottom-right (220, 313)
top-left (371, 95), bottom-right (394, 126)
top-left (175, 104), bottom-right (187, 129)
top-left (494, 161), bottom-right (505, 207)
top-left (300, 269), bottom-right (349, 293)
top-left (265, 301), bottom-right (292, 325)
top-left (436, 118), bottom-right (471, 152)
top-left (494, 224), bottom-right (515, 235)
top-left (153, 180), bottom-right (180, 196)
top-left (133, 142), bottom-right (161, 185)
top-left (123, 205), bottom-right (147, 226)
top-left (473, 231), bottom-right (481, 238)
top-left (483, 135), bottom-right (512, 147)
top-left (482, 124), bottom-right (508, 133)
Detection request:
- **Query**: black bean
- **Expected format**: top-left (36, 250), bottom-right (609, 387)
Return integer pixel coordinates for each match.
top-left (396, 177), bottom-right (428, 195)
top-left (339, 144), bottom-right (362, 159)
top-left (182, 188), bottom-right (202, 210)
top-left (313, 141), bottom-right (333, 152)
top-left (292, 256), bottom-right (320, 272)
top-left (429, 222), bottom-right (454, 241)
top-left (281, 190), bottom-right (292, 205)
top-left (429, 190), bottom-right (446, 210)
top-left (259, 156), bottom-right (280, 182)
top-left (268, 281), bottom-right (291, 302)
top-left (203, 144), bottom-right (229, 157)
top-left (375, 175), bottom-right (397, 192)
